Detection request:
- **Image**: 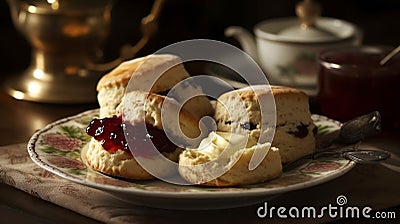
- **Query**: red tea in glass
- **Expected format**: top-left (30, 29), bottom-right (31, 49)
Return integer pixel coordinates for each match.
top-left (318, 46), bottom-right (400, 131)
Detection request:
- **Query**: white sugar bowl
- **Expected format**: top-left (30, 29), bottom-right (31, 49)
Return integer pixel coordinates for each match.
top-left (225, 0), bottom-right (362, 96)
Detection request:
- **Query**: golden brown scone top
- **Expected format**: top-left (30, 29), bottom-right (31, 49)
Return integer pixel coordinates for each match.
top-left (96, 54), bottom-right (184, 91)
top-left (231, 85), bottom-right (308, 99)
top-left (97, 56), bottom-right (145, 91)
top-left (270, 85), bottom-right (308, 98)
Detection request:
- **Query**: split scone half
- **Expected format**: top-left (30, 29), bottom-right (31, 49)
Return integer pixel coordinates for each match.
top-left (214, 85), bottom-right (316, 163)
top-left (178, 131), bottom-right (282, 187)
top-left (85, 91), bottom-right (205, 180)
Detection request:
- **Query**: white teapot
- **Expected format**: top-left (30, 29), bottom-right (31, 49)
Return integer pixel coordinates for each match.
top-left (225, 0), bottom-right (361, 95)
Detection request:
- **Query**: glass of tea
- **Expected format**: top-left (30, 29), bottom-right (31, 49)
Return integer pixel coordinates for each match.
top-left (317, 45), bottom-right (400, 131)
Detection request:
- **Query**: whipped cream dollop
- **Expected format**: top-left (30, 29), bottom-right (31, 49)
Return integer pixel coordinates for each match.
top-left (194, 131), bottom-right (261, 159)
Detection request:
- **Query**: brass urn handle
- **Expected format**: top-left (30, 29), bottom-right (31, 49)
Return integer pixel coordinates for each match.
top-left (296, 0), bottom-right (321, 29)
top-left (88, 0), bottom-right (165, 72)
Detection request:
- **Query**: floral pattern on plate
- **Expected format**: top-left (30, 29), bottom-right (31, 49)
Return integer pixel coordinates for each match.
top-left (28, 109), bottom-right (355, 201)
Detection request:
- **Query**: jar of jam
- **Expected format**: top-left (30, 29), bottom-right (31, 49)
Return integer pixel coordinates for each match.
top-left (317, 45), bottom-right (400, 131)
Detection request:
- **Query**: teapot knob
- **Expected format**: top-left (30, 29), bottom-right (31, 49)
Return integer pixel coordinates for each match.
top-left (296, 0), bottom-right (321, 29)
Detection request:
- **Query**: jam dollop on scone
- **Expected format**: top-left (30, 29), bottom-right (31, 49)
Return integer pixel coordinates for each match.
top-left (85, 54), bottom-right (212, 180)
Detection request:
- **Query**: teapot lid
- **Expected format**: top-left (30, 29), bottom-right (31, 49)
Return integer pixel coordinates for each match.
top-left (277, 0), bottom-right (338, 41)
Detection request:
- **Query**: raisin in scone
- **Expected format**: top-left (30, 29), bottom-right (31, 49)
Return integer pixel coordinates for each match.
top-left (86, 91), bottom-right (204, 179)
top-left (214, 85), bottom-right (316, 163)
top-left (96, 54), bottom-right (213, 118)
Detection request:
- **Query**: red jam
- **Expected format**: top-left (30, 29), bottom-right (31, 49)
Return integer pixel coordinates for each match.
top-left (318, 46), bottom-right (400, 131)
top-left (86, 116), bottom-right (177, 156)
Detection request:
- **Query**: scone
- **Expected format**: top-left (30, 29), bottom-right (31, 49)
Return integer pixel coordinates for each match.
top-left (178, 131), bottom-right (282, 187)
top-left (214, 85), bottom-right (316, 163)
top-left (86, 91), bottom-right (204, 179)
top-left (96, 54), bottom-right (214, 118)
top-left (85, 139), bottom-right (182, 179)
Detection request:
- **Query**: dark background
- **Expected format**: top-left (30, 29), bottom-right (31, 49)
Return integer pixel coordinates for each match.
top-left (1, 0), bottom-right (399, 79)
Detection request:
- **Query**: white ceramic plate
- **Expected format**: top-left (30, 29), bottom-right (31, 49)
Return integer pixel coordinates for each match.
top-left (28, 109), bottom-right (355, 210)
